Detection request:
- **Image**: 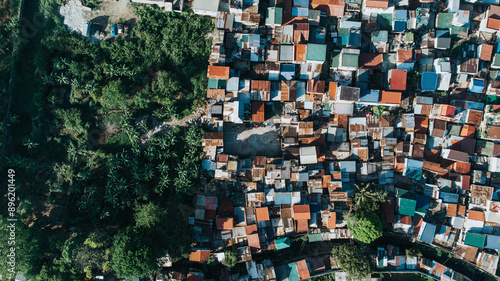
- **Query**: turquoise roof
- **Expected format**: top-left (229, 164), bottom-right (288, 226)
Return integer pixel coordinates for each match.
top-left (275, 237), bottom-right (291, 250)
top-left (306, 44), bottom-right (327, 62)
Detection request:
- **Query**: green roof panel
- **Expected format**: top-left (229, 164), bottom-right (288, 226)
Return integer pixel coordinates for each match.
top-left (309, 233), bottom-right (322, 242)
top-left (464, 232), bottom-right (485, 248)
top-left (342, 54), bottom-right (359, 67)
top-left (399, 197), bottom-right (417, 216)
top-left (436, 13), bottom-right (453, 29)
top-left (306, 44), bottom-right (327, 62)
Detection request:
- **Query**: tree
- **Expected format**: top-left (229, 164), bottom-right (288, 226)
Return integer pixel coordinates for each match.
top-left (152, 71), bottom-right (181, 103)
top-left (111, 228), bottom-right (162, 279)
top-left (133, 202), bottom-right (166, 228)
top-left (352, 183), bottom-right (388, 213)
top-left (332, 245), bottom-right (373, 279)
top-left (222, 248), bottom-right (238, 268)
top-left (346, 212), bottom-right (383, 245)
top-left (406, 248), bottom-right (422, 257)
top-left (99, 79), bottom-right (128, 109)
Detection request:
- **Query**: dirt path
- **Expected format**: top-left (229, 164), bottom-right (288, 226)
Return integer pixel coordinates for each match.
top-left (140, 108), bottom-right (206, 144)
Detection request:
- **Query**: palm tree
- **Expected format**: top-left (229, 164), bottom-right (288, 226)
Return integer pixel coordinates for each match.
top-left (352, 183), bottom-right (388, 213)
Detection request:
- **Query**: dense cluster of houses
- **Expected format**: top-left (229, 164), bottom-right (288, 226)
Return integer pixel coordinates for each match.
top-left (184, 0), bottom-right (500, 279)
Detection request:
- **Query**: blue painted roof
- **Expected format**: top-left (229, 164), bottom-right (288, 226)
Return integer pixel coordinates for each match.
top-left (266, 227), bottom-right (275, 239)
top-left (421, 72), bottom-right (438, 92)
top-left (485, 235), bottom-right (500, 251)
top-left (420, 223), bottom-right (437, 244)
top-left (310, 203), bottom-right (321, 213)
top-left (470, 79), bottom-right (485, 93)
top-left (280, 64), bottom-right (295, 80)
top-left (275, 193), bottom-right (293, 204)
top-left (292, 7), bottom-right (309, 17)
top-left (349, 33), bottom-right (362, 47)
top-left (360, 89), bottom-right (380, 103)
top-left (436, 29), bottom-right (450, 38)
top-left (416, 194), bottom-right (431, 209)
top-left (394, 21), bottom-right (406, 32)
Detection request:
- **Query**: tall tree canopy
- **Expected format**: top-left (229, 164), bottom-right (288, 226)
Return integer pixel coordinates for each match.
top-left (332, 245), bottom-right (373, 279)
top-left (352, 183), bottom-right (388, 213)
top-left (346, 212), bottom-right (383, 245)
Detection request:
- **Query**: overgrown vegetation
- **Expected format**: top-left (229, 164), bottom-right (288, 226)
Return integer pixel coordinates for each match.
top-left (332, 245), bottom-right (373, 279)
top-left (0, 1), bottom-right (212, 280)
top-left (346, 184), bottom-right (385, 244)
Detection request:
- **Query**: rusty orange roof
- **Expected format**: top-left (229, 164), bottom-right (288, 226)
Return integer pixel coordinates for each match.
top-left (460, 125), bottom-right (476, 138)
top-left (399, 215), bottom-right (412, 225)
top-left (329, 82), bottom-right (338, 101)
top-left (207, 89), bottom-right (226, 99)
top-left (247, 233), bottom-right (260, 249)
top-left (327, 212), bottom-right (337, 229)
top-left (468, 210), bottom-right (485, 221)
top-left (390, 69), bottom-right (407, 91)
top-left (216, 217), bottom-right (233, 229)
top-left (487, 5), bottom-right (500, 30)
top-left (189, 250), bottom-right (211, 262)
top-left (447, 204), bottom-right (457, 217)
top-left (252, 101), bottom-right (265, 122)
top-left (295, 44), bottom-right (307, 62)
top-left (207, 65), bottom-right (230, 79)
top-left (296, 219), bottom-right (308, 233)
top-left (255, 207), bottom-right (270, 221)
top-left (379, 91), bottom-right (402, 105)
top-left (293, 204), bottom-right (311, 220)
top-left (246, 224), bottom-right (258, 235)
top-left (366, 0), bottom-right (388, 8)
top-left (296, 260), bottom-right (311, 280)
top-left (440, 105), bottom-right (456, 117)
top-left (453, 162), bottom-right (471, 174)
top-left (467, 110), bottom-right (483, 125)
top-left (481, 44), bottom-right (494, 61)
top-left (458, 205), bottom-right (466, 216)
top-left (397, 49), bottom-right (413, 63)
top-left (310, 0), bottom-right (345, 17)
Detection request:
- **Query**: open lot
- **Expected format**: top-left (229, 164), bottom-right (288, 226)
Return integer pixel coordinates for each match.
top-left (223, 123), bottom-right (281, 157)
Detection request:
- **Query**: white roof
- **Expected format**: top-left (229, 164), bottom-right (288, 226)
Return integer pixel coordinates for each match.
top-left (489, 157), bottom-right (500, 172)
top-left (193, 0), bottom-right (220, 12)
top-left (300, 146), bottom-right (317, 164)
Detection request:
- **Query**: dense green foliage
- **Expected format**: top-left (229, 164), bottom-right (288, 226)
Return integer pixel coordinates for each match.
top-left (332, 245), bottom-right (373, 279)
top-left (0, 1), bottom-right (212, 280)
top-left (352, 184), bottom-right (388, 214)
top-left (346, 212), bottom-right (383, 245)
top-left (222, 248), bottom-right (238, 268)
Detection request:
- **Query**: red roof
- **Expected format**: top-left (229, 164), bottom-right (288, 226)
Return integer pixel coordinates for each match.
top-left (379, 91), bottom-right (402, 105)
top-left (246, 224), bottom-right (258, 235)
top-left (390, 69), bottom-right (407, 91)
top-left (216, 217), bottom-right (233, 229)
top-left (397, 49), bottom-right (413, 63)
top-left (293, 204), bottom-right (311, 220)
top-left (255, 207), bottom-right (270, 221)
top-left (207, 66), bottom-right (230, 79)
top-left (440, 105), bottom-right (455, 117)
top-left (189, 250), bottom-right (211, 262)
top-left (252, 101), bottom-right (265, 122)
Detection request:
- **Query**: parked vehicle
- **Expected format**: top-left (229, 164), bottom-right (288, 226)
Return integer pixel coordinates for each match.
top-left (110, 24), bottom-right (117, 36)
top-left (117, 23), bottom-right (124, 34)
